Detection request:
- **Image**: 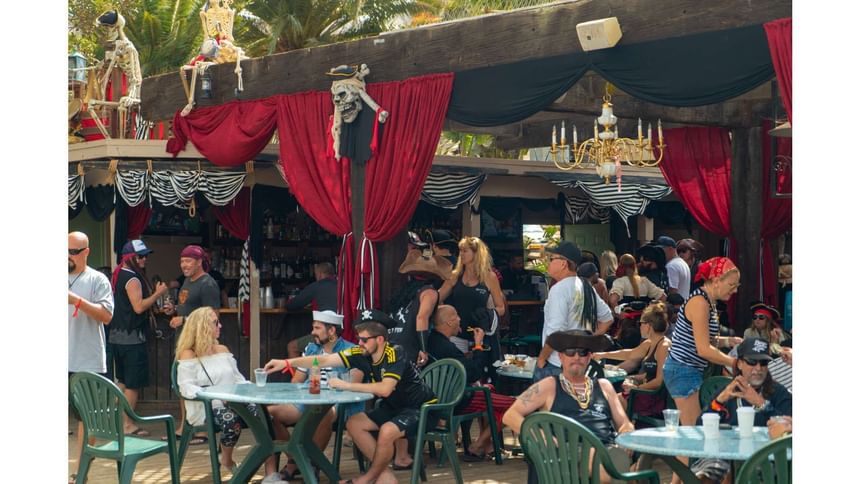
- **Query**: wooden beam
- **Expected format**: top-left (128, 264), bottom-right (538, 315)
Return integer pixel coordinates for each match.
top-left (141, 0), bottom-right (790, 121)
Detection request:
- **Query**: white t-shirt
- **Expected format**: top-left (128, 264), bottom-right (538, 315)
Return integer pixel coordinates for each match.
top-left (68, 267), bottom-right (114, 373)
top-left (542, 276), bottom-right (612, 367)
top-left (665, 256), bottom-right (691, 300)
top-left (178, 352), bottom-right (247, 426)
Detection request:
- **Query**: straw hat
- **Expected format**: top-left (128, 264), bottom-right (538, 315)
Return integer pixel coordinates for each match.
top-left (398, 248), bottom-right (453, 280)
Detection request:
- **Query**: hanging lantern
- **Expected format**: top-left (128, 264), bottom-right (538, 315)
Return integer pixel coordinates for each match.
top-left (68, 52), bottom-right (88, 84)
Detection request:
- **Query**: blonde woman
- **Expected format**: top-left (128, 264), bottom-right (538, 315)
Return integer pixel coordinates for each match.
top-left (439, 236), bottom-right (506, 353)
top-left (608, 253), bottom-right (666, 312)
top-left (599, 250), bottom-right (619, 288)
top-left (176, 307), bottom-right (286, 484)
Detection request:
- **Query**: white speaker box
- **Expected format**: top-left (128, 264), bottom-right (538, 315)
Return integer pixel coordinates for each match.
top-left (576, 17), bottom-right (623, 51)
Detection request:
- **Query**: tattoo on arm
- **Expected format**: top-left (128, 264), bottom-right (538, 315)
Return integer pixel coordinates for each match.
top-left (518, 383), bottom-right (540, 406)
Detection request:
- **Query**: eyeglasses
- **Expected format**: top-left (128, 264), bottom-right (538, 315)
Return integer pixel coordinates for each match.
top-left (68, 247), bottom-right (87, 255)
top-left (548, 256), bottom-right (567, 262)
top-left (752, 314), bottom-right (768, 320)
top-left (357, 336), bottom-right (378, 343)
top-left (741, 358), bottom-right (769, 367)
top-left (562, 348), bottom-right (591, 357)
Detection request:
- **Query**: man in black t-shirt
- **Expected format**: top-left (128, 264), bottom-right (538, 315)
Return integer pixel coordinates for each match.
top-left (264, 309), bottom-right (436, 484)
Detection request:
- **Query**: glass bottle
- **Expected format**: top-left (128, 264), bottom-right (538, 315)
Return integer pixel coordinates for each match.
top-left (309, 357), bottom-right (321, 394)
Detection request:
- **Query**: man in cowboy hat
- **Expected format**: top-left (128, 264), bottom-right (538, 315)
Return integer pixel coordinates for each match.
top-left (503, 329), bottom-right (634, 484)
top-left (535, 241), bottom-right (613, 382)
top-left (269, 310), bottom-right (363, 481)
top-left (264, 309), bottom-right (436, 484)
top-left (386, 246), bottom-right (453, 367)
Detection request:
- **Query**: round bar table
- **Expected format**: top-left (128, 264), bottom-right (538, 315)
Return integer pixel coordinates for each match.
top-left (196, 383), bottom-right (372, 484)
top-left (616, 425), bottom-right (773, 484)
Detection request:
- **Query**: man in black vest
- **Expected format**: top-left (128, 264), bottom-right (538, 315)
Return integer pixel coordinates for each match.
top-left (110, 240), bottom-right (168, 435)
top-left (503, 329), bottom-right (634, 484)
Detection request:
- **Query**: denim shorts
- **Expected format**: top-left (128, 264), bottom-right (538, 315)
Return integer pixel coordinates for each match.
top-left (662, 355), bottom-right (704, 399)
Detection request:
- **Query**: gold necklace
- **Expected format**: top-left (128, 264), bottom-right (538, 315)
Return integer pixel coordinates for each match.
top-left (560, 374), bottom-right (592, 409)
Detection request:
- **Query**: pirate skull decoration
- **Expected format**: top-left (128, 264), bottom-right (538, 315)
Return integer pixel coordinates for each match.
top-left (327, 64), bottom-right (389, 160)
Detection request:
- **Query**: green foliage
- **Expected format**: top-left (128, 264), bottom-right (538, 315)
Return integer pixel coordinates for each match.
top-left (436, 131), bottom-right (524, 159)
top-left (434, 0), bottom-right (555, 20)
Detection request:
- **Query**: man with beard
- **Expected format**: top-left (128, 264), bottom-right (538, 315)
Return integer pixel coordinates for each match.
top-left (269, 310), bottom-right (362, 481)
top-left (163, 244), bottom-right (221, 443)
top-left (68, 231), bottom-right (115, 484)
top-left (504, 329), bottom-right (634, 484)
top-left (692, 337), bottom-right (792, 483)
top-left (264, 309), bottom-right (436, 484)
top-left (110, 240), bottom-right (168, 436)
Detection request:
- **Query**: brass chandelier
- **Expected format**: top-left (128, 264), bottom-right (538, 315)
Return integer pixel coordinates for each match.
top-left (549, 84), bottom-right (666, 184)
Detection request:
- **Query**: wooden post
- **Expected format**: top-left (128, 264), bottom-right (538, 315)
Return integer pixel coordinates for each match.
top-left (636, 214), bottom-right (654, 245)
top-left (249, 260), bottom-right (261, 370)
top-left (730, 127), bottom-right (764, 333)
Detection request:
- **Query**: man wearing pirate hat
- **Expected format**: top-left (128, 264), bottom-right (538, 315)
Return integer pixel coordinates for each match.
top-left (265, 309), bottom-right (436, 484)
top-left (504, 329), bottom-right (634, 484)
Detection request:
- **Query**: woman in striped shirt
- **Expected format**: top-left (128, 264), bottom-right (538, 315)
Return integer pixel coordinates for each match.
top-left (663, 257), bottom-right (740, 427)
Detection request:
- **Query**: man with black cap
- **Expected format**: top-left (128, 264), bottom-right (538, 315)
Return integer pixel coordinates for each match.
top-left (503, 329), bottom-right (634, 484)
top-left (110, 239), bottom-right (168, 436)
top-left (694, 337), bottom-right (792, 482)
top-left (535, 241), bottom-right (613, 382)
top-left (657, 236), bottom-right (691, 300)
top-left (264, 309), bottom-right (436, 484)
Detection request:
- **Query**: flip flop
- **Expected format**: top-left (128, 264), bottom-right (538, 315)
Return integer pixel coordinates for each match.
top-left (160, 433), bottom-right (182, 441)
top-left (462, 450), bottom-right (486, 462)
top-left (392, 462), bottom-right (413, 471)
top-left (125, 428), bottom-right (151, 437)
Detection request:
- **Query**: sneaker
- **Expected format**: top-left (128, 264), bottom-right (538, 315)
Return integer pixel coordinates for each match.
top-left (261, 472), bottom-right (288, 484)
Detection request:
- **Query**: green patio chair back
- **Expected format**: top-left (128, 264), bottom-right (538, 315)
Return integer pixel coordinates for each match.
top-left (170, 360), bottom-right (222, 482)
top-left (736, 435), bottom-right (792, 484)
top-left (410, 358), bottom-right (467, 484)
top-left (441, 385), bottom-right (503, 466)
top-left (625, 384), bottom-right (673, 428)
top-left (70, 372), bottom-right (179, 484)
top-left (519, 412), bottom-right (660, 484)
top-left (699, 376), bottom-right (731, 409)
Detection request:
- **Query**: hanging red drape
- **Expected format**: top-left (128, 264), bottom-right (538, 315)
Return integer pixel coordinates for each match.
top-left (659, 126), bottom-right (738, 322)
top-left (211, 188), bottom-right (253, 336)
top-left (126, 204), bottom-right (152, 240)
top-left (275, 91), bottom-right (357, 337)
top-left (359, 73), bottom-right (455, 309)
top-left (764, 19), bottom-right (792, 124)
top-left (758, 120), bottom-right (792, 307)
top-left (167, 99), bottom-right (278, 166)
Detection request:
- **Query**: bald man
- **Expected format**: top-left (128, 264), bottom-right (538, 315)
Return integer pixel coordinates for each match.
top-left (68, 231), bottom-right (114, 483)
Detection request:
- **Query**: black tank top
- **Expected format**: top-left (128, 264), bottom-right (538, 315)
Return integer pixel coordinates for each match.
top-left (639, 336), bottom-right (665, 382)
top-left (550, 376), bottom-right (615, 445)
top-left (390, 285), bottom-right (436, 364)
top-left (448, 274), bottom-right (490, 336)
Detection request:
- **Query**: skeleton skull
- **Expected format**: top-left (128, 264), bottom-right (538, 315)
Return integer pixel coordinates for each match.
top-left (332, 83), bottom-right (363, 123)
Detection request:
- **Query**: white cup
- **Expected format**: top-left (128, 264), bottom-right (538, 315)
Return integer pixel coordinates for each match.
top-left (737, 407), bottom-right (755, 438)
top-left (702, 413), bottom-right (720, 439)
top-left (663, 409), bottom-right (680, 432)
top-left (254, 368), bottom-right (267, 387)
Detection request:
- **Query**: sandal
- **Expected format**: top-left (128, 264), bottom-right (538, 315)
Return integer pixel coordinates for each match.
top-left (462, 450), bottom-right (486, 462)
top-left (125, 427), bottom-right (151, 437)
top-left (69, 474), bottom-right (77, 484)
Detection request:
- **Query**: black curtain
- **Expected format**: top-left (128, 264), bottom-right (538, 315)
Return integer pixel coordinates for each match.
top-left (84, 185), bottom-right (116, 221)
top-left (448, 24), bottom-right (774, 126)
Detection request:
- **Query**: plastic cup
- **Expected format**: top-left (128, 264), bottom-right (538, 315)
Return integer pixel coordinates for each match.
top-left (663, 409), bottom-right (680, 432)
top-left (702, 412), bottom-right (720, 439)
top-left (254, 368), bottom-right (267, 387)
top-left (737, 407), bottom-right (755, 438)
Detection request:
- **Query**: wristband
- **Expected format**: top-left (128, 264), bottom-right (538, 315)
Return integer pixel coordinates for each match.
top-left (73, 297), bottom-right (82, 317)
top-left (418, 330), bottom-right (429, 353)
top-left (281, 359), bottom-right (295, 376)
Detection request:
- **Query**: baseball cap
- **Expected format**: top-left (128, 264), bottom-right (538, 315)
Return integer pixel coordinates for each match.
top-left (737, 338), bottom-right (773, 362)
top-left (656, 236), bottom-right (676, 248)
top-left (121, 239), bottom-right (153, 256)
top-left (545, 241), bottom-right (582, 265)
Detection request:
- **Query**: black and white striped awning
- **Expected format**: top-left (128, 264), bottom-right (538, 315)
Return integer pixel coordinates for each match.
top-left (69, 175), bottom-right (86, 210)
top-left (552, 179), bottom-right (672, 233)
top-left (564, 193), bottom-right (611, 224)
top-left (420, 172), bottom-right (486, 209)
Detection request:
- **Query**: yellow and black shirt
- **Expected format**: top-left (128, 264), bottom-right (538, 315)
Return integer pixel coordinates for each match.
top-left (338, 343), bottom-right (436, 409)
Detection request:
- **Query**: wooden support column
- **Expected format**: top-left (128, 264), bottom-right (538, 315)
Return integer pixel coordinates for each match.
top-left (249, 260), bottom-right (261, 370)
top-left (730, 127), bottom-right (764, 333)
top-left (636, 215), bottom-right (654, 246)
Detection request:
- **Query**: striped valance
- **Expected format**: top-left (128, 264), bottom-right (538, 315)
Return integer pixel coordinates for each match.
top-left (564, 193), bottom-right (611, 224)
top-left (420, 172), bottom-right (486, 209)
top-left (552, 179), bottom-right (672, 233)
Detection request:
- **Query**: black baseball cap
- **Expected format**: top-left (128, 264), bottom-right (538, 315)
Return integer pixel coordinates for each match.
top-left (545, 241), bottom-right (582, 265)
top-left (656, 236), bottom-right (677, 248)
top-left (737, 338), bottom-right (773, 362)
top-left (121, 239), bottom-right (154, 256)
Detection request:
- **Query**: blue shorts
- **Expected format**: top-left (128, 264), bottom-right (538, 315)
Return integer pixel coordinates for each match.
top-left (662, 355), bottom-right (704, 399)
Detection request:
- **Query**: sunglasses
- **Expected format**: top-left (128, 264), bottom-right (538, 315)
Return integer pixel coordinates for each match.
top-left (562, 348), bottom-right (591, 357)
top-left (752, 314), bottom-right (769, 320)
top-left (548, 256), bottom-right (567, 262)
top-left (68, 247), bottom-right (87, 255)
top-left (211, 319), bottom-right (221, 326)
top-left (357, 336), bottom-right (378, 343)
top-left (741, 358), bottom-right (769, 367)
top-left (136, 254), bottom-right (148, 259)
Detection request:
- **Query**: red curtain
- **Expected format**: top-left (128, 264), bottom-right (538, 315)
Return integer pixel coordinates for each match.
top-left (211, 188), bottom-right (252, 239)
top-left (167, 99), bottom-right (278, 167)
top-left (764, 19), bottom-right (792, 124)
top-left (359, 74), bottom-right (454, 309)
top-left (126, 204), bottom-right (152, 239)
top-left (758, 120), bottom-right (792, 306)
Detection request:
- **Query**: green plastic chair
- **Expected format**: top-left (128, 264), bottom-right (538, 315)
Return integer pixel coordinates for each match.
top-left (699, 376), bottom-right (732, 409)
top-left (70, 372), bottom-right (179, 484)
top-left (170, 360), bottom-right (222, 483)
top-left (736, 435), bottom-right (792, 484)
top-left (520, 412), bottom-right (660, 484)
top-left (625, 384), bottom-right (674, 428)
top-left (411, 358), bottom-right (467, 484)
top-left (439, 385), bottom-right (503, 466)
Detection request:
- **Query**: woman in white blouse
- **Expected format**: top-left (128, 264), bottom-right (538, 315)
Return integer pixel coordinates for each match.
top-left (609, 253), bottom-right (667, 312)
top-left (176, 307), bottom-right (286, 484)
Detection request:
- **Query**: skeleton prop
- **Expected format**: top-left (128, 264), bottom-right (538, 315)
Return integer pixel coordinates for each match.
top-left (180, 0), bottom-right (247, 116)
top-left (328, 64), bottom-right (389, 160)
top-left (81, 10), bottom-right (142, 139)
